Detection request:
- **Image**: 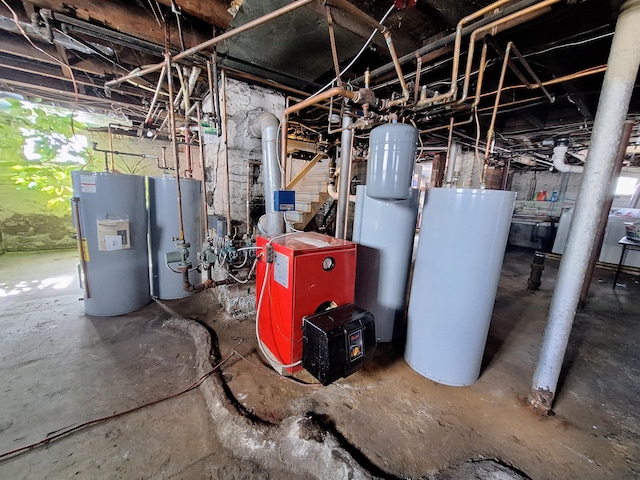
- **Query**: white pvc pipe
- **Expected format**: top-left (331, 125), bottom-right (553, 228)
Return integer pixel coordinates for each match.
top-left (530, 0), bottom-right (640, 413)
top-left (445, 142), bottom-right (459, 185)
top-left (551, 144), bottom-right (584, 173)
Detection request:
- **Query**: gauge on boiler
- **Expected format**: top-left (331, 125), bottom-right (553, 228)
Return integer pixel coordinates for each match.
top-left (322, 256), bottom-right (335, 271)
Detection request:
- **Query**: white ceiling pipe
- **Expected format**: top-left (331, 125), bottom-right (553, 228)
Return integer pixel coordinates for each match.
top-left (551, 143), bottom-right (584, 173)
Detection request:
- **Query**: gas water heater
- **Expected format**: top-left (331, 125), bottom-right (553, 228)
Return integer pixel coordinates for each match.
top-left (256, 232), bottom-right (375, 383)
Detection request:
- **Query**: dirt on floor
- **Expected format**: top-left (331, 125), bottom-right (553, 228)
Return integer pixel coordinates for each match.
top-left (0, 248), bottom-right (638, 479)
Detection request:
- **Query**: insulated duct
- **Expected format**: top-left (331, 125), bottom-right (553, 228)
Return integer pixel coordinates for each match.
top-left (551, 139), bottom-right (583, 173)
top-left (251, 112), bottom-right (284, 235)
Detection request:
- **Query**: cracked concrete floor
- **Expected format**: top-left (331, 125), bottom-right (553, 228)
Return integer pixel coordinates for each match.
top-left (0, 248), bottom-right (638, 479)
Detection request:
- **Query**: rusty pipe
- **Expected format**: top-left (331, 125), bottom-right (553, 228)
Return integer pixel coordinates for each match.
top-left (383, 30), bottom-right (411, 106)
top-left (483, 41), bottom-right (514, 179)
top-left (166, 54), bottom-right (186, 242)
top-left (144, 66), bottom-right (166, 126)
top-left (326, 0), bottom-right (386, 32)
top-left (104, 0), bottom-right (316, 89)
top-left (509, 43), bottom-right (554, 103)
top-left (196, 102), bottom-right (209, 239)
top-left (459, 0), bottom-right (562, 108)
top-left (419, 0), bottom-right (516, 107)
top-left (176, 65), bottom-right (193, 177)
top-left (107, 123), bottom-right (115, 171)
top-left (221, 70), bottom-right (232, 236)
top-left (326, 6), bottom-right (342, 87)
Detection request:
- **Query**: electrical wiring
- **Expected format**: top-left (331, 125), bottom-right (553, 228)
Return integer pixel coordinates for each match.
top-left (221, 254), bottom-right (261, 284)
top-left (311, 3), bottom-right (396, 98)
top-left (1, 0), bottom-right (79, 133)
top-left (255, 233), bottom-right (302, 370)
top-left (229, 350), bottom-right (321, 387)
top-left (0, 352), bottom-right (234, 462)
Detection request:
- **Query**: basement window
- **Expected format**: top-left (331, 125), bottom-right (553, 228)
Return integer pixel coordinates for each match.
top-left (615, 176), bottom-right (638, 196)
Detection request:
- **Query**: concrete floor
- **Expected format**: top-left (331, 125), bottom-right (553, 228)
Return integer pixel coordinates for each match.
top-left (0, 248), bottom-right (638, 479)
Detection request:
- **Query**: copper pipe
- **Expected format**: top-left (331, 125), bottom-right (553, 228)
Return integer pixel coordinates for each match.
top-left (224, 67), bottom-right (310, 97)
top-left (419, 115), bottom-right (473, 134)
top-left (509, 43), bottom-right (554, 103)
top-left (384, 30), bottom-right (411, 105)
top-left (459, 0), bottom-right (561, 107)
top-left (478, 65), bottom-right (608, 100)
top-left (196, 102), bottom-right (209, 238)
top-left (107, 123), bottom-right (115, 171)
top-left (471, 42), bottom-right (489, 108)
top-left (444, 116), bottom-right (456, 179)
top-left (419, 0), bottom-right (516, 107)
top-left (221, 70), bottom-right (232, 236)
top-left (280, 86), bottom-right (358, 179)
top-left (144, 66), bottom-right (166, 126)
top-left (483, 41), bottom-right (513, 178)
top-left (105, 0), bottom-right (316, 89)
top-left (176, 65), bottom-right (193, 177)
top-left (325, 6), bottom-right (342, 87)
top-left (414, 53), bottom-right (422, 105)
top-left (166, 54), bottom-right (186, 242)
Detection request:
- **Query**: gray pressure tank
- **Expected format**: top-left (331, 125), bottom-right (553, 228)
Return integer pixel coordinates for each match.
top-left (148, 176), bottom-right (203, 299)
top-left (353, 185), bottom-right (419, 342)
top-left (71, 171), bottom-right (150, 316)
top-left (366, 122), bottom-right (418, 200)
top-left (405, 188), bottom-right (515, 386)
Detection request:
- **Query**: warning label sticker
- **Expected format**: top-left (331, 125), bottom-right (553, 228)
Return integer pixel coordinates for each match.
top-left (273, 252), bottom-right (289, 289)
top-left (80, 175), bottom-right (96, 193)
top-left (97, 219), bottom-right (130, 251)
top-left (348, 329), bottom-right (364, 362)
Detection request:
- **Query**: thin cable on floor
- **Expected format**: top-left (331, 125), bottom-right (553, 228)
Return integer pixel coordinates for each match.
top-left (230, 350), bottom-right (321, 388)
top-left (0, 352), bottom-right (234, 462)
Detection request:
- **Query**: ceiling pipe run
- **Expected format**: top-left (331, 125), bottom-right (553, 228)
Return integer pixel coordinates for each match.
top-left (529, 0), bottom-right (640, 414)
top-left (551, 139), bottom-right (583, 173)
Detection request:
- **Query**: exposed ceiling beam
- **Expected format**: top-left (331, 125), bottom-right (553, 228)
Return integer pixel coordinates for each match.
top-left (154, 0), bottom-right (234, 29)
top-left (26, 0), bottom-right (212, 52)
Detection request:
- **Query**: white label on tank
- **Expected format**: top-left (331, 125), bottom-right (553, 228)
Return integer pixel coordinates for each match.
top-left (104, 235), bottom-right (123, 251)
top-left (296, 237), bottom-right (330, 248)
top-left (274, 252), bottom-right (289, 289)
top-left (80, 175), bottom-right (96, 193)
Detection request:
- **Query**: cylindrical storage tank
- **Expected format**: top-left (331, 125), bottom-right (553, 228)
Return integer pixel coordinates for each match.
top-left (148, 176), bottom-right (203, 300)
top-left (366, 122), bottom-right (418, 200)
top-left (353, 185), bottom-right (419, 342)
top-left (71, 171), bottom-right (150, 316)
top-left (405, 188), bottom-right (515, 385)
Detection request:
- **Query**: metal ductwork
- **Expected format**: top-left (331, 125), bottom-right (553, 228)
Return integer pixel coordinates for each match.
top-left (251, 112), bottom-right (284, 235)
top-left (551, 138), bottom-right (583, 173)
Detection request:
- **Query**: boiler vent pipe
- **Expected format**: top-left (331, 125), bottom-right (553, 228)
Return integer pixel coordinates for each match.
top-left (251, 112), bottom-right (284, 235)
top-left (529, 0), bottom-right (640, 414)
top-left (335, 110), bottom-right (353, 239)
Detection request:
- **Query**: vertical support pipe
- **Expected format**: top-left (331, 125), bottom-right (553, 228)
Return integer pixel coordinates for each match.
top-left (529, 0), bottom-right (640, 414)
top-left (579, 120), bottom-right (634, 307)
top-left (325, 6), bottom-right (342, 87)
top-left (196, 102), bottom-right (210, 239)
top-left (108, 124), bottom-right (115, 171)
top-left (177, 66), bottom-right (193, 178)
top-left (221, 70), bottom-right (232, 236)
top-left (335, 110), bottom-right (353, 239)
top-left (71, 196), bottom-right (90, 298)
top-left (166, 54), bottom-right (185, 242)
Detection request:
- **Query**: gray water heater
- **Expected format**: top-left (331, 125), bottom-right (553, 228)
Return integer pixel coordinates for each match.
top-left (148, 176), bottom-right (203, 300)
top-left (71, 171), bottom-right (150, 316)
top-left (366, 122), bottom-right (418, 200)
top-left (353, 185), bottom-right (419, 342)
top-left (405, 188), bottom-right (515, 386)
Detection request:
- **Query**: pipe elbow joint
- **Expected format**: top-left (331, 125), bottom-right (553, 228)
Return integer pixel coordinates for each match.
top-left (250, 112), bottom-right (279, 137)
